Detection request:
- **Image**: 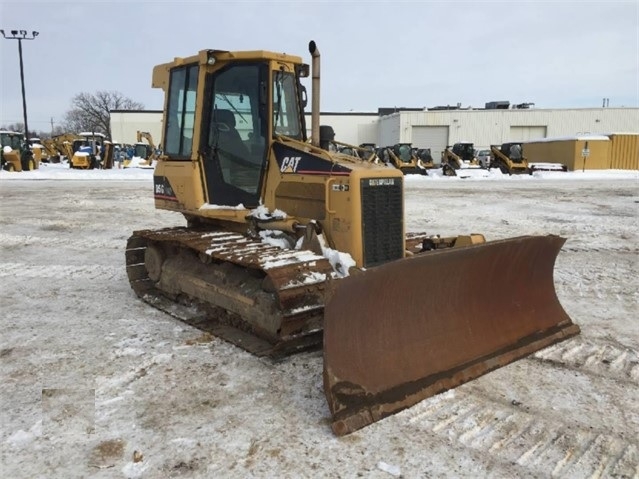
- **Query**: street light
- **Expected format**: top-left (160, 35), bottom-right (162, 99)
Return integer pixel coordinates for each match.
top-left (1, 29), bottom-right (39, 142)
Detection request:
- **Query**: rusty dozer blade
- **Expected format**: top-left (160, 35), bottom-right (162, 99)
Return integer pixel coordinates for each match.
top-left (323, 235), bottom-right (580, 436)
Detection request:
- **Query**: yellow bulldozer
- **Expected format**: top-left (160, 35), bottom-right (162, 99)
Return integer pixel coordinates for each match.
top-left (125, 41), bottom-right (579, 436)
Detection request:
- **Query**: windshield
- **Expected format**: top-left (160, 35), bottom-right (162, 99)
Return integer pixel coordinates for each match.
top-left (397, 144), bottom-right (412, 162)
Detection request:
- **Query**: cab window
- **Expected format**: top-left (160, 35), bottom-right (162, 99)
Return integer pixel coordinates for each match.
top-left (164, 64), bottom-right (198, 157)
top-left (273, 71), bottom-right (302, 139)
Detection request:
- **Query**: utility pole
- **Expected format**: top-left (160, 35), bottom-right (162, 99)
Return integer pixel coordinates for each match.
top-left (1, 29), bottom-right (39, 142)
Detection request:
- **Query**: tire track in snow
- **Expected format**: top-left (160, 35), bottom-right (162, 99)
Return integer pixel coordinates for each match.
top-left (0, 262), bottom-right (124, 281)
top-left (402, 391), bottom-right (638, 478)
top-left (0, 233), bottom-right (123, 250)
top-left (532, 338), bottom-right (639, 384)
top-left (562, 245), bottom-right (639, 254)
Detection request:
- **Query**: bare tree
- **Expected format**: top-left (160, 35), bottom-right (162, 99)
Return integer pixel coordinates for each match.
top-left (1, 122), bottom-right (24, 133)
top-left (62, 91), bottom-right (144, 139)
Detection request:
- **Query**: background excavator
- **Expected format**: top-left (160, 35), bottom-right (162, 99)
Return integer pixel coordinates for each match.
top-left (39, 134), bottom-right (79, 164)
top-left (124, 130), bottom-right (160, 168)
top-left (42, 133), bottom-right (82, 164)
top-left (125, 41), bottom-right (579, 436)
top-left (441, 142), bottom-right (490, 178)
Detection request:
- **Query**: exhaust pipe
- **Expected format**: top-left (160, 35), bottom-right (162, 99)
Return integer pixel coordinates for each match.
top-left (308, 41), bottom-right (320, 147)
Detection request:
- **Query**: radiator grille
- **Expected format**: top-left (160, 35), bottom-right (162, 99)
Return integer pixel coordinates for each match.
top-left (360, 178), bottom-right (404, 267)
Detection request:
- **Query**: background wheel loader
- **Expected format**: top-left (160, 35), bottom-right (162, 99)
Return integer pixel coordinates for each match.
top-left (125, 41), bottom-right (579, 436)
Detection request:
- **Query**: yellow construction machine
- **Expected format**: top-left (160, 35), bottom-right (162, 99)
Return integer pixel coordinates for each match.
top-left (378, 143), bottom-right (431, 175)
top-left (46, 133), bottom-right (82, 163)
top-left (28, 138), bottom-right (50, 163)
top-left (40, 134), bottom-right (80, 163)
top-left (69, 132), bottom-right (113, 169)
top-left (126, 41), bottom-right (579, 436)
top-left (334, 142), bottom-right (380, 164)
top-left (489, 142), bottom-right (531, 174)
top-left (441, 142), bottom-right (490, 178)
top-left (490, 142), bottom-right (568, 174)
top-left (413, 147), bottom-right (436, 169)
top-left (124, 130), bottom-right (160, 168)
top-left (0, 130), bottom-right (40, 172)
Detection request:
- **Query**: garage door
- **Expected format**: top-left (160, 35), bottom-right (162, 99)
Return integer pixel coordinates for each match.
top-left (509, 126), bottom-right (547, 142)
top-left (411, 126), bottom-right (449, 164)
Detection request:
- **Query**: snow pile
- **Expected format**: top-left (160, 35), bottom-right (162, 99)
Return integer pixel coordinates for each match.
top-left (199, 203), bottom-right (246, 210)
top-left (248, 204), bottom-right (288, 220)
top-left (124, 156), bottom-right (153, 169)
top-left (0, 161), bottom-right (154, 180)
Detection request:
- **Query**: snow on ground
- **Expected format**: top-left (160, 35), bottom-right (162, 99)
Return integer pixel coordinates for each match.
top-left (0, 168), bottom-right (638, 478)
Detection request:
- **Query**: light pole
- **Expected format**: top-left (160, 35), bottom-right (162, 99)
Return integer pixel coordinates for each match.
top-left (1, 29), bottom-right (39, 142)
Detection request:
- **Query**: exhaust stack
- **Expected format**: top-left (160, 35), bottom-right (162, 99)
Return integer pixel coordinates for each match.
top-left (308, 41), bottom-right (320, 147)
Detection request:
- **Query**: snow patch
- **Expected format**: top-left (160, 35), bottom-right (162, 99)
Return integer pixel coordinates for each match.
top-left (199, 203), bottom-right (246, 210)
top-left (377, 461), bottom-right (402, 477)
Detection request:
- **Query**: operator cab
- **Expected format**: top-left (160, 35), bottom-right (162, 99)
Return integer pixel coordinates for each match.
top-left (162, 55), bottom-right (308, 208)
top-left (452, 142), bottom-right (475, 163)
top-left (393, 143), bottom-right (413, 163)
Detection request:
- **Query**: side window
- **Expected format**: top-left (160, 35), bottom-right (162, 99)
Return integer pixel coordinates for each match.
top-left (273, 72), bottom-right (301, 139)
top-left (164, 64), bottom-right (199, 157)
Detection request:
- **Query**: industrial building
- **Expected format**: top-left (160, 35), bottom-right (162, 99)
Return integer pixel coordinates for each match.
top-left (110, 105), bottom-right (638, 169)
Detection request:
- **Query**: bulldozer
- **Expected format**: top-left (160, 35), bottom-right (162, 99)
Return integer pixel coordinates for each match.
top-left (125, 41), bottom-right (579, 436)
top-left (441, 142), bottom-right (490, 178)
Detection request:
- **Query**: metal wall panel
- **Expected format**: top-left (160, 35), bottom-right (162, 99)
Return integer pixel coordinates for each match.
top-left (110, 111), bottom-right (164, 146)
top-left (509, 126), bottom-right (547, 141)
top-left (608, 133), bottom-right (639, 169)
top-left (303, 113), bottom-right (378, 145)
top-left (411, 126), bottom-right (449, 163)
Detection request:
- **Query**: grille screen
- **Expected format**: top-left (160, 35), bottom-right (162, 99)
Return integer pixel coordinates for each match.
top-left (360, 178), bottom-right (404, 267)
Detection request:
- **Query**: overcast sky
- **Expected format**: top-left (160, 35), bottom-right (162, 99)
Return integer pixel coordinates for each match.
top-left (1, 0), bottom-right (637, 133)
